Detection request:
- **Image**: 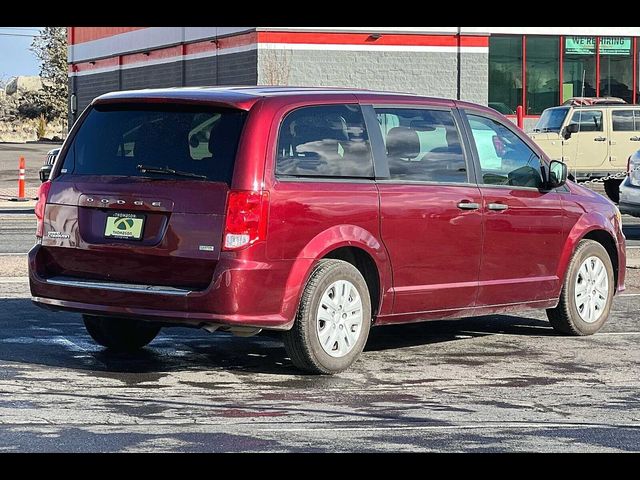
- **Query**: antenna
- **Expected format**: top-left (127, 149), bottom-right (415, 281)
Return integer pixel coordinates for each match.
top-left (574, 69), bottom-right (587, 181)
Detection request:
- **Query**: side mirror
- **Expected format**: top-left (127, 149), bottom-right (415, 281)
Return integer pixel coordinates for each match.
top-left (39, 165), bottom-right (53, 183)
top-left (547, 160), bottom-right (568, 189)
top-left (563, 123), bottom-right (579, 140)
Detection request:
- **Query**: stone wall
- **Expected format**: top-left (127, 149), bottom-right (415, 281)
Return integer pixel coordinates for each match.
top-left (257, 48), bottom-right (489, 105)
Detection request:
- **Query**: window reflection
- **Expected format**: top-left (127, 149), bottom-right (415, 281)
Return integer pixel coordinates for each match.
top-left (526, 36), bottom-right (560, 115)
top-left (468, 113), bottom-right (543, 189)
top-left (375, 108), bottom-right (468, 184)
top-left (276, 105), bottom-right (374, 178)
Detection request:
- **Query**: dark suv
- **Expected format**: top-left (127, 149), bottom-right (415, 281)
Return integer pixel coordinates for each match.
top-left (30, 87), bottom-right (626, 374)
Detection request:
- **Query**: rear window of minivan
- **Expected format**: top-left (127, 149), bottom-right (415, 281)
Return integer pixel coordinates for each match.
top-left (60, 103), bottom-right (247, 185)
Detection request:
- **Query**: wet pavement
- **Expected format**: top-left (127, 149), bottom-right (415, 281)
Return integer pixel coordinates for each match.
top-left (0, 286), bottom-right (639, 452)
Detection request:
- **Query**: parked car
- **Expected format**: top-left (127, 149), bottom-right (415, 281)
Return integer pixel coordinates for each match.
top-left (30, 87), bottom-right (626, 374)
top-left (39, 148), bottom-right (60, 182)
top-left (619, 150), bottom-right (640, 217)
top-left (530, 101), bottom-right (640, 203)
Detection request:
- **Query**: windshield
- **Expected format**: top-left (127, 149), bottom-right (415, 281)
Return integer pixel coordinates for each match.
top-left (60, 103), bottom-right (247, 184)
top-left (533, 107), bottom-right (569, 133)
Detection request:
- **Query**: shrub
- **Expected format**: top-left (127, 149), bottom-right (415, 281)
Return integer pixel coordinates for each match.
top-left (36, 114), bottom-right (47, 139)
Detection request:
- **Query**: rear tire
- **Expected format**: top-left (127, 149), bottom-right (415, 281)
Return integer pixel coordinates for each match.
top-left (283, 260), bottom-right (371, 375)
top-left (546, 240), bottom-right (614, 336)
top-left (604, 178), bottom-right (622, 204)
top-left (83, 315), bottom-right (161, 352)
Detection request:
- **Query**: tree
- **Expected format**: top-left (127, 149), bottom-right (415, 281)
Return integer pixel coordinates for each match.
top-left (31, 27), bottom-right (67, 123)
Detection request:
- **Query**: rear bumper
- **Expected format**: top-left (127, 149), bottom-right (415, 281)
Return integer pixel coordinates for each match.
top-left (29, 245), bottom-right (311, 331)
top-left (619, 201), bottom-right (640, 218)
top-left (619, 178), bottom-right (640, 213)
top-left (31, 296), bottom-right (292, 330)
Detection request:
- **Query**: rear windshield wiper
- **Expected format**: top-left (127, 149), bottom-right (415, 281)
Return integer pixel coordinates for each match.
top-left (136, 164), bottom-right (207, 180)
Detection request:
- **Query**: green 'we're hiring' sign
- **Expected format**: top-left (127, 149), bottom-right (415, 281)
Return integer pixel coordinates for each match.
top-left (566, 37), bottom-right (632, 56)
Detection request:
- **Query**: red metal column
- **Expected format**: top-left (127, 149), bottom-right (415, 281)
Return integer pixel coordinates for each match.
top-left (633, 37), bottom-right (638, 104)
top-left (559, 36), bottom-right (564, 104)
top-left (596, 36), bottom-right (601, 97)
top-left (522, 35), bottom-right (527, 114)
top-left (516, 105), bottom-right (525, 129)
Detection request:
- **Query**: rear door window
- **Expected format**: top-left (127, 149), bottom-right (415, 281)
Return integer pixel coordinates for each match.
top-left (61, 104), bottom-right (247, 185)
top-left (612, 110), bottom-right (640, 132)
top-left (374, 107), bottom-right (468, 183)
top-left (276, 104), bottom-right (374, 178)
top-left (569, 110), bottom-right (604, 132)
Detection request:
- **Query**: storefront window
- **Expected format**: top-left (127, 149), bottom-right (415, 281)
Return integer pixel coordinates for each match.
top-left (489, 36), bottom-right (522, 114)
top-left (490, 34), bottom-right (638, 115)
top-left (600, 37), bottom-right (633, 103)
top-left (563, 36), bottom-right (597, 102)
top-left (526, 37), bottom-right (559, 115)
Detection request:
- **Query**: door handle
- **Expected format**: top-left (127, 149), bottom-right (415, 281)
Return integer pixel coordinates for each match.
top-left (488, 203), bottom-right (509, 212)
top-left (457, 201), bottom-right (480, 211)
top-left (631, 137), bottom-right (640, 142)
top-left (594, 137), bottom-right (607, 142)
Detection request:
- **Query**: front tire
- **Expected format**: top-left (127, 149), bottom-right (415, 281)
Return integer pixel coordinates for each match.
top-left (83, 315), bottom-right (161, 352)
top-left (283, 260), bottom-right (372, 375)
top-left (547, 240), bottom-right (615, 336)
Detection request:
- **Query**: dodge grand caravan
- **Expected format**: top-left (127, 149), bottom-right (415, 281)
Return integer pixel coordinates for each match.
top-left (30, 87), bottom-right (626, 375)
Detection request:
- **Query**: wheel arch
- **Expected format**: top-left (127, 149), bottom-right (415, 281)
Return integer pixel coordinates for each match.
top-left (323, 246), bottom-right (382, 319)
top-left (581, 230), bottom-right (619, 290)
top-left (558, 213), bottom-right (621, 293)
top-left (281, 225), bottom-right (393, 326)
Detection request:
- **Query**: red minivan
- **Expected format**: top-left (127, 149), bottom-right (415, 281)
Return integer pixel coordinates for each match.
top-left (29, 87), bottom-right (626, 374)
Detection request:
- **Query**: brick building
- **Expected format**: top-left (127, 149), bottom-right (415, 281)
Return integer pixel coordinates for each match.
top-left (68, 27), bottom-right (640, 128)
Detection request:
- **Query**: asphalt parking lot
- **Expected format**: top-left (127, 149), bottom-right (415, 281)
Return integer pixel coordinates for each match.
top-left (0, 213), bottom-right (639, 452)
top-left (0, 145), bottom-right (639, 452)
top-left (0, 295), bottom-right (639, 453)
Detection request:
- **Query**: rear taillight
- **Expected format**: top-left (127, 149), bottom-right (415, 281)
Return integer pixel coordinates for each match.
top-left (35, 180), bottom-right (52, 238)
top-left (223, 190), bottom-right (269, 251)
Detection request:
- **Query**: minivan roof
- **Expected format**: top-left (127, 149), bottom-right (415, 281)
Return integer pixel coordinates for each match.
top-left (93, 86), bottom-right (466, 111)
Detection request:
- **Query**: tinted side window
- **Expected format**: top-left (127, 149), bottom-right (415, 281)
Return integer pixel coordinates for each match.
top-left (467, 113), bottom-right (543, 189)
top-left (612, 110), bottom-right (640, 132)
top-left (570, 110), bottom-right (604, 132)
top-left (374, 108), bottom-right (467, 183)
top-left (276, 105), bottom-right (373, 178)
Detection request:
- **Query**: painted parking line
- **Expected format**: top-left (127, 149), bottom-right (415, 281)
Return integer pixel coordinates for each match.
top-left (597, 332), bottom-right (640, 336)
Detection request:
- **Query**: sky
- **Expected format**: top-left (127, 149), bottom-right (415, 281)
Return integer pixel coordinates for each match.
top-left (0, 27), bottom-right (43, 81)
